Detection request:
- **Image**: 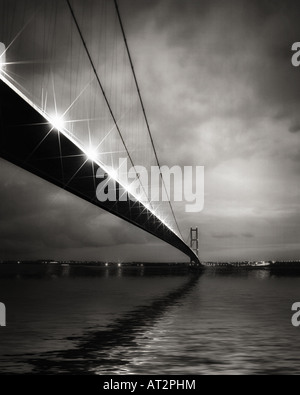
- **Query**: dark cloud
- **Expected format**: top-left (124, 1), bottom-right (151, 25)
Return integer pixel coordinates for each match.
top-left (242, 233), bottom-right (254, 238)
top-left (211, 232), bottom-right (253, 239)
top-left (212, 232), bottom-right (236, 239)
top-left (289, 123), bottom-right (300, 133)
top-left (122, 0), bottom-right (300, 165)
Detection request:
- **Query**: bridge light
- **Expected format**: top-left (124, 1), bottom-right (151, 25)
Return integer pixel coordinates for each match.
top-left (107, 169), bottom-right (118, 180)
top-left (86, 147), bottom-right (98, 162)
top-left (126, 183), bottom-right (133, 195)
top-left (50, 115), bottom-right (65, 132)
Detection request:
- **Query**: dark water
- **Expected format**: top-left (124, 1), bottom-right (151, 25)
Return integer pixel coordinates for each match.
top-left (0, 264), bottom-right (300, 375)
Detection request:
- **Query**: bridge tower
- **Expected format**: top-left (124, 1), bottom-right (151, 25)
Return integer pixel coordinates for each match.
top-left (190, 227), bottom-right (199, 263)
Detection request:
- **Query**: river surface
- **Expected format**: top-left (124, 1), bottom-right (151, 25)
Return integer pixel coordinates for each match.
top-left (0, 264), bottom-right (299, 375)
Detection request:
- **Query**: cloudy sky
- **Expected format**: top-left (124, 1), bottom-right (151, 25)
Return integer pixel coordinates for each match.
top-left (1, 0), bottom-right (300, 262)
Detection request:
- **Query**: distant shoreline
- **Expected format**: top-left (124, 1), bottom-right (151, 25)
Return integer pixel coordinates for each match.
top-left (0, 260), bottom-right (300, 270)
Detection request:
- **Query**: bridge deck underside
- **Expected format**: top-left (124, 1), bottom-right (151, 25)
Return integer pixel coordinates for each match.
top-left (0, 81), bottom-right (199, 263)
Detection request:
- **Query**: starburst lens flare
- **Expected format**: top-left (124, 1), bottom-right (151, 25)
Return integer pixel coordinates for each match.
top-left (86, 147), bottom-right (98, 162)
top-left (50, 115), bottom-right (65, 132)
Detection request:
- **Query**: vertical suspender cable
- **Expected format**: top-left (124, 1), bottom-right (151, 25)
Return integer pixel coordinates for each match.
top-left (66, 0), bottom-right (135, 170)
top-left (113, 0), bottom-right (183, 240)
top-left (65, 0), bottom-right (155, 214)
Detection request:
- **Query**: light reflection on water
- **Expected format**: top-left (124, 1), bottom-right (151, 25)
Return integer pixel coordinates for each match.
top-left (0, 264), bottom-right (300, 375)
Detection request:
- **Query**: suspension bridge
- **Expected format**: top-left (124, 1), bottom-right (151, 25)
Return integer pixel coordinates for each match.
top-left (0, 0), bottom-right (200, 264)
